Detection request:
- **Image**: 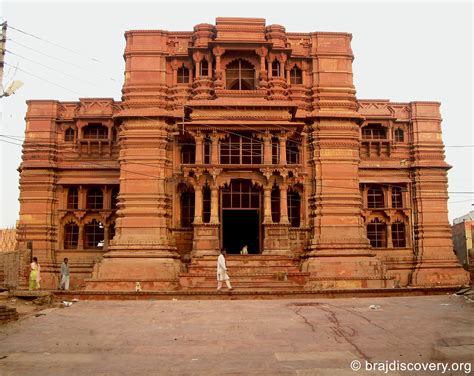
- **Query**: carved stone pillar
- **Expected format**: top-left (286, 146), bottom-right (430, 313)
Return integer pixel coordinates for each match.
top-left (263, 132), bottom-right (272, 165)
top-left (210, 186), bottom-right (219, 224)
top-left (77, 224), bottom-right (84, 250)
top-left (386, 223), bottom-right (393, 248)
top-left (194, 134), bottom-right (203, 165)
top-left (211, 134), bottom-right (219, 165)
top-left (279, 135), bottom-right (287, 165)
top-left (263, 185), bottom-right (273, 224)
top-left (280, 184), bottom-right (290, 224)
top-left (213, 47), bottom-right (225, 90)
top-left (193, 185), bottom-right (203, 225)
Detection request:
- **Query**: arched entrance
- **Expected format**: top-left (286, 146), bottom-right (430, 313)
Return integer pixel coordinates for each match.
top-left (221, 179), bottom-right (261, 254)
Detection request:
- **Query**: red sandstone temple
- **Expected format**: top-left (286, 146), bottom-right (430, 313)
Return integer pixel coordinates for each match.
top-left (17, 18), bottom-right (468, 292)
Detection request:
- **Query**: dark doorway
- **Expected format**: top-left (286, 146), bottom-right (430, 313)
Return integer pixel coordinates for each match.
top-left (223, 210), bottom-right (259, 254)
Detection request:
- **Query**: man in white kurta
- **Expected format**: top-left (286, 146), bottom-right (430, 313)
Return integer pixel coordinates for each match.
top-left (217, 248), bottom-right (233, 290)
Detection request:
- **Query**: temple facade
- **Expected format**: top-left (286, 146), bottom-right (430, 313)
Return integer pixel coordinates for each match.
top-left (17, 18), bottom-right (469, 291)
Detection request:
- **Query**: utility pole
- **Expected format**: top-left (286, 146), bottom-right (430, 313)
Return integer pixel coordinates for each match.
top-left (0, 21), bottom-right (7, 91)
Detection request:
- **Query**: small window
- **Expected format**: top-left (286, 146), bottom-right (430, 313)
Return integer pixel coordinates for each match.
top-left (200, 60), bottom-right (209, 77)
top-left (177, 66), bottom-right (189, 84)
top-left (271, 60), bottom-right (280, 77)
top-left (392, 222), bottom-right (406, 248)
top-left (181, 190), bottom-right (195, 228)
top-left (391, 187), bottom-right (403, 208)
top-left (367, 186), bottom-right (384, 208)
top-left (271, 137), bottom-right (280, 164)
top-left (290, 66), bottom-right (303, 85)
top-left (203, 137), bottom-right (211, 164)
top-left (84, 219), bottom-right (104, 248)
top-left (64, 222), bottom-right (79, 249)
top-left (286, 140), bottom-right (300, 164)
top-left (288, 190), bottom-right (301, 227)
top-left (86, 188), bottom-right (103, 209)
top-left (181, 143), bottom-right (196, 164)
top-left (271, 186), bottom-right (280, 223)
top-left (362, 124), bottom-right (387, 140)
top-left (67, 187), bottom-right (78, 210)
top-left (367, 218), bottom-right (386, 248)
top-left (83, 124), bottom-right (108, 140)
top-left (394, 128), bottom-right (404, 142)
top-left (226, 59), bottom-right (255, 90)
top-left (202, 186), bottom-right (211, 223)
top-left (65, 128), bottom-right (75, 142)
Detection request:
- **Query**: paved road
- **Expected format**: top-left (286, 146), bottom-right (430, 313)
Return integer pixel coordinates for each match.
top-left (0, 295), bottom-right (473, 375)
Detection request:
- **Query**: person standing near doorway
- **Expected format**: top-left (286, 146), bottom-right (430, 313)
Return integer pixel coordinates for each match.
top-left (29, 257), bottom-right (41, 290)
top-left (60, 258), bottom-right (70, 290)
top-left (217, 248), bottom-right (233, 291)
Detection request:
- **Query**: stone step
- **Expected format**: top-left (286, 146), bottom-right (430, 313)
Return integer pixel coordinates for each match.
top-left (189, 255), bottom-right (301, 268)
top-left (187, 266), bottom-right (301, 274)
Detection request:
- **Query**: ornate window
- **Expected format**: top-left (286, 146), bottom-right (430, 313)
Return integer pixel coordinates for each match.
top-left (200, 59), bottom-right (209, 77)
top-left (180, 190), bottom-right (195, 228)
top-left (67, 187), bottom-right (78, 210)
top-left (391, 187), bottom-right (403, 208)
top-left (290, 66), bottom-right (303, 85)
top-left (86, 188), bottom-right (103, 209)
top-left (271, 137), bottom-right (279, 164)
top-left (220, 134), bottom-right (262, 164)
top-left (181, 142), bottom-right (196, 164)
top-left (203, 136), bottom-right (211, 164)
top-left (226, 59), bottom-right (255, 90)
top-left (362, 124), bottom-right (387, 140)
top-left (394, 128), bottom-right (404, 142)
top-left (271, 60), bottom-right (280, 77)
top-left (286, 140), bottom-right (300, 164)
top-left (83, 124), bottom-right (108, 140)
top-left (202, 186), bottom-right (211, 223)
top-left (288, 190), bottom-right (301, 227)
top-left (64, 221), bottom-right (79, 249)
top-left (271, 186), bottom-right (280, 223)
top-left (392, 222), bottom-right (406, 248)
top-left (65, 128), bottom-right (75, 142)
top-left (111, 187), bottom-right (119, 209)
top-left (84, 219), bottom-right (104, 248)
top-left (222, 180), bottom-right (260, 209)
top-left (367, 186), bottom-right (384, 208)
top-left (177, 66), bottom-right (190, 84)
top-left (367, 218), bottom-right (386, 248)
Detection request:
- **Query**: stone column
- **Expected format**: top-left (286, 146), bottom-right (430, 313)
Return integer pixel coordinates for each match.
top-left (280, 184), bottom-right (290, 224)
top-left (77, 224), bottom-right (84, 250)
top-left (263, 132), bottom-right (272, 165)
top-left (211, 134), bottom-right (219, 165)
top-left (103, 224), bottom-right (110, 250)
top-left (263, 185), bottom-right (273, 224)
top-left (210, 186), bottom-right (219, 224)
top-left (195, 134), bottom-right (203, 164)
top-left (386, 223), bottom-right (393, 248)
top-left (193, 185), bottom-right (203, 225)
top-left (279, 135), bottom-right (287, 165)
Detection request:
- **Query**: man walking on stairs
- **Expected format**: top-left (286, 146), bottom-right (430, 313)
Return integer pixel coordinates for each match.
top-left (217, 248), bottom-right (233, 291)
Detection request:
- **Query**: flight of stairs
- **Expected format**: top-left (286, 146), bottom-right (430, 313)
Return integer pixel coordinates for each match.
top-left (179, 255), bottom-right (310, 291)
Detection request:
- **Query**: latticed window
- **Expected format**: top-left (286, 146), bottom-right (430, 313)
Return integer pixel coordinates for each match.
top-left (391, 187), bottom-right (403, 208)
top-left (177, 66), bottom-right (189, 84)
top-left (271, 60), bottom-right (280, 77)
top-left (111, 187), bottom-right (119, 209)
top-left (202, 186), bottom-right (211, 223)
top-left (271, 186), bottom-right (280, 223)
top-left (362, 124), bottom-right (386, 140)
top-left (290, 66), bottom-right (303, 85)
top-left (286, 140), bottom-right (300, 164)
top-left (181, 190), bottom-right (195, 228)
top-left (271, 137), bottom-right (279, 164)
top-left (181, 143), bottom-right (196, 164)
top-left (86, 188), bottom-right (103, 209)
top-left (394, 128), bottom-right (404, 142)
top-left (226, 59), bottom-right (255, 90)
top-left (367, 218), bottom-right (386, 248)
top-left (65, 128), bottom-right (75, 142)
top-left (392, 222), bottom-right (406, 248)
top-left (200, 59), bottom-right (209, 77)
top-left (220, 134), bottom-right (262, 164)
top-left (64, 222), bottom-right (79, 249)
top-left (83, 124), bottom-right (108, 139)
top-left (67, 187), bottom-right (78, 210)
top-left (203, 137), bottom-right (211, 164)
top-left (288, 190), bottom-right (301, 227)
top-left (222, 180), bottom-right (260, 209)
top-left (367, 187), bottom-right (384, 208)
top-left (84, 219), bottom-right (104, 248)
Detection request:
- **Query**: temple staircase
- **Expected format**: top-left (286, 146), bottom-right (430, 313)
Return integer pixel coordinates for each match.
top-left (179, 255), bottom-right (310, 291)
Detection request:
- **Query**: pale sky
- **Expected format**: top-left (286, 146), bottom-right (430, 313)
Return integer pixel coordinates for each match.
top-left (0, 0), bottom-right (473, 227)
